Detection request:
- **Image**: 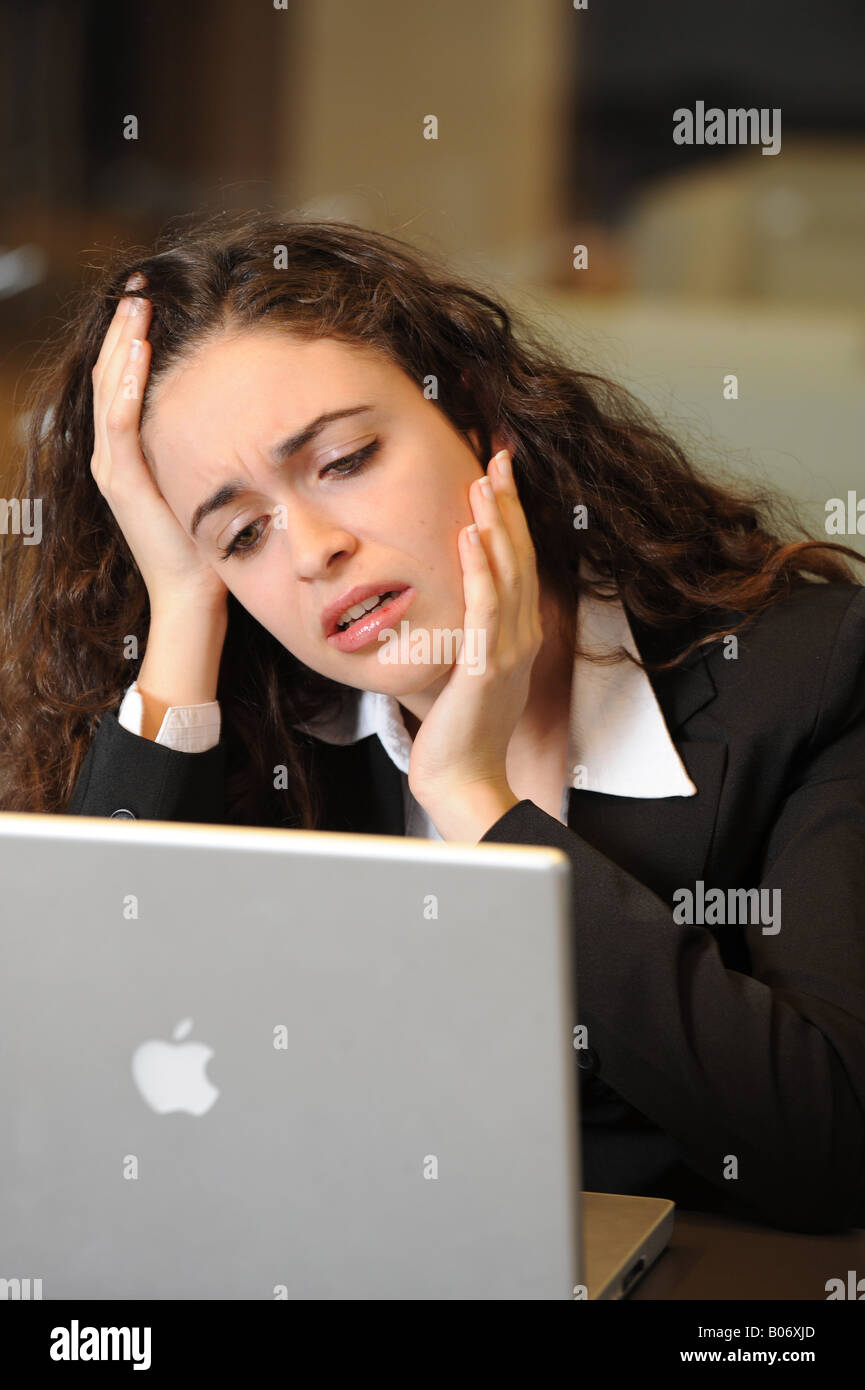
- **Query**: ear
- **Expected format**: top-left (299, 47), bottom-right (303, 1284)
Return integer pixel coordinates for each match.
top-left (465, 425), bottom-right (510, 464)
top-left (465, 426), bottom-right (485, 461)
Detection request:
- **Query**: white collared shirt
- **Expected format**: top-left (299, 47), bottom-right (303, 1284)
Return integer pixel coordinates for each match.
top-left (116, 589), bottom-right (697, 838)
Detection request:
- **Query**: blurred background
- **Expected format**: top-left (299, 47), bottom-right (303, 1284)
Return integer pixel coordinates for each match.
top-left (1, 0), bottom-right (863, 537)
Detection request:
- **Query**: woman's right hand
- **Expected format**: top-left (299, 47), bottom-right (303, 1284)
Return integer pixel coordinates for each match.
top-left (90, 275), bottom-right (230, 616)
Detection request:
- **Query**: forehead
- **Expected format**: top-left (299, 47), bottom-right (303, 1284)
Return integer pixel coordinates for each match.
top-left (141, 331), bottom-right (395, 463)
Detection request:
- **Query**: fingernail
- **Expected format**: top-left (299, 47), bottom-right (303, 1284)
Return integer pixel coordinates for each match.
top-left (124, 272), bottom-right (145, 292)
top-left (494, 449), bottom-right (511, 478)
top-left (129, 338), bottom-right (143, 361)
top-left (479, 476), bottom-right (493, 499)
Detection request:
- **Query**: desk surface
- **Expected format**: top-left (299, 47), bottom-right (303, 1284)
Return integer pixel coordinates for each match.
top-left (631, 1209), bottom-right (865, 1299)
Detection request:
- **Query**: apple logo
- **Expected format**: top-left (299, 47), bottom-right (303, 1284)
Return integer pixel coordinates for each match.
top-left (131, 1017), bottom-right (220, 1116)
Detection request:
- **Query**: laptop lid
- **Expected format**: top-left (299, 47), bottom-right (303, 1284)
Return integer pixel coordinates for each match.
top-left (0, 811), bottom-right (582, 1299)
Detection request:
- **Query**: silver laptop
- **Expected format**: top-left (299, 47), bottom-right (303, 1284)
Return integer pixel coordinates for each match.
top-left (0, 811), bottom-right (673, 1300)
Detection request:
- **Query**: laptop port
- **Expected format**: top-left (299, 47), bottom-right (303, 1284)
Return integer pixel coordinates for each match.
top-left (621, 1256), bottom-right (646, 1295)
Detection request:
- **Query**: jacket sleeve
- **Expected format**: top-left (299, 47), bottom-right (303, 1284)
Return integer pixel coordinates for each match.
top-left (480, 585), bottom-right (865, 1234)
top-left (64, 709), bottom-right (226, 825)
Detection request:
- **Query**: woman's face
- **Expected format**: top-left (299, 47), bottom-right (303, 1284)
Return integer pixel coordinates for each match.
top-left (140, 330), bottom-right (503, 704)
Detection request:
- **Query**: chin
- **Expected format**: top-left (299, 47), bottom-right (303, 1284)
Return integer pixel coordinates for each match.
top-left (368, 663), bottom-right (452, 697)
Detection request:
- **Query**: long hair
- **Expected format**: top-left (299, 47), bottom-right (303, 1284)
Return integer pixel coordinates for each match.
top-left (1, 209), bottom-right (862, 827)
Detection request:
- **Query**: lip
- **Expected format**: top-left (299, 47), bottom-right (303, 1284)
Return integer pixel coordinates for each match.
top-left (321, 581), bottom-right (411, 637)
top-left (326, 587), bottom-right (415, 653)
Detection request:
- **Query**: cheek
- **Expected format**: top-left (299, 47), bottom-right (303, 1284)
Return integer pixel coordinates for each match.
top-left (236, 578), bottom-right (312, 648)
top-left (212, 568), bottom-right (268, 625)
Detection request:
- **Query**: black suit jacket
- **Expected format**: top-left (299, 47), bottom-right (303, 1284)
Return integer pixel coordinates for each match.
top-left (66, 578), bottom-right (865, 1233)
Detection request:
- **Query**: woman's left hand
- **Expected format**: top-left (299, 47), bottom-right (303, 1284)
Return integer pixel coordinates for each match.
top-left (406, 447), bottom-right (544, 814)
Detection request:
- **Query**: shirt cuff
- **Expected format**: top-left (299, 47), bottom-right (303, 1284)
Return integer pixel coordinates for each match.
top-left (116, 680), bottom-right (221, 753)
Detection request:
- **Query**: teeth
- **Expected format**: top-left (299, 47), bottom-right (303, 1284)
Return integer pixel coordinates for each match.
top-left (335, 590), bottom-right (399, 632)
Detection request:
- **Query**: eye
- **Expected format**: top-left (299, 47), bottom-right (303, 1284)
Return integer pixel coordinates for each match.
top-left (219, 518), bottom-right (266, 562)
top-left (218, 439), bottom-right (381, 561)
top-left (318, 438), bottom-right (381, 479)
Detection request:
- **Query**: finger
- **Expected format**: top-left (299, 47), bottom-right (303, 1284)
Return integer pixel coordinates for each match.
top-left (94, 335), bottom-right (153, 493)
top-left (487, 450), bottom-right (541, 632)
top-left (468, 466), bottom-right (522, 638)
top-left (91, 273), bottom-right (148, 387)
top-left (490, 451), bottom-right (537, 561)
top-left (95, 300), bottom-right (152, 467)
top-left (459, 519), bottom-right (501, 660)
top-left (95, 296), bottom-right (152, 421)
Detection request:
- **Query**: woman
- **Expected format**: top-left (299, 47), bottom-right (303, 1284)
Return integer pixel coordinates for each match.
top-left (2, 211), bottom-right (864, 1234)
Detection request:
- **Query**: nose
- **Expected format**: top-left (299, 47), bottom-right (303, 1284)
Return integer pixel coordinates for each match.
top-left (273, 497), bottom-right (357, 580)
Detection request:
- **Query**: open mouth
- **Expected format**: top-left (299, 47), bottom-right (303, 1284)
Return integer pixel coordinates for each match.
top-left (334, 588), bottom-right (405, 632)
top-left (327, 586), bottom-right (415, 652)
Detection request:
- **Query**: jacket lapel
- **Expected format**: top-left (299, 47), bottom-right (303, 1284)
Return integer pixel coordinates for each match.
top-left (565, 606), bottom-right (727, 904)
top-left (565, 741), bottom-right (727, 904)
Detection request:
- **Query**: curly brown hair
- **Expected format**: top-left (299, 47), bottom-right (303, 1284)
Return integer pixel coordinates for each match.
top-left (1, 209), bottom-right (862, 828)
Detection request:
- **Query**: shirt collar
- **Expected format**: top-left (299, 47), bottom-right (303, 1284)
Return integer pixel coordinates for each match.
top-left (293, 568), bottom-right (697, 799)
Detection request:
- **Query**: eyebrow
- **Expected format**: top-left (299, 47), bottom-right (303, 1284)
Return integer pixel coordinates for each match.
top-left (189, 404), bottom-right (375, 539)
